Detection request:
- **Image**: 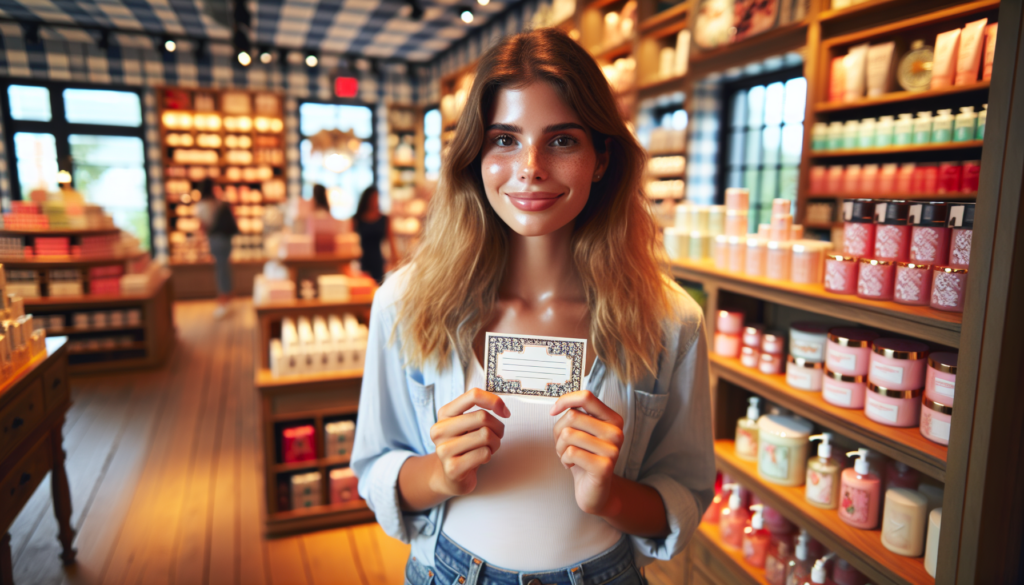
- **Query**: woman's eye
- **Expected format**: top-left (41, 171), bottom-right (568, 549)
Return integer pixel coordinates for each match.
top-left (552, 136), bottom-right (577, 147)
top-left (494, 134), bottom-right (515, 147)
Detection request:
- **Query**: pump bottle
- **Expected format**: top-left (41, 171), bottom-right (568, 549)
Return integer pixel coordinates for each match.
top-left (802, 558), bottom-right (834, 585)
top-left (742, 504), bottom-right (771, 568)
top-left (719, 483), bottom-right (748, 548)
top-left (785, 530), bottom-right (813, 585)
top-left (839, 448), bottom-right (881, 529)
top-left (806, 433), bottom-right (840, 509)
top-left (736, 396), bottom-right (761, 461)
top-left (765, 529), bottom-right (794, 585)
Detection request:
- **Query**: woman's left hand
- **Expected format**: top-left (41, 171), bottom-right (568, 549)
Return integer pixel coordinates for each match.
top-left (551, 390), bottom-right (625, 516)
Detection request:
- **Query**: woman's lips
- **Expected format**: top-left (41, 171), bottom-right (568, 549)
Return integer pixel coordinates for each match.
top-left (505, 191), bottom-right (563, 211)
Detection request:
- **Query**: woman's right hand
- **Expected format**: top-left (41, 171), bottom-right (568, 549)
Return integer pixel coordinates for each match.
top-left (429, 388), bottom-right (510, 497)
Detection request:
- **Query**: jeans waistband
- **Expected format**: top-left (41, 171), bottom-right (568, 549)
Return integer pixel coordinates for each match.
top-left (432, 531), bottom-right (638, 585)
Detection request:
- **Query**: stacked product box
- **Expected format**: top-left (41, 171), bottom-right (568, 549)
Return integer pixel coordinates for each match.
top-left (329, 467), bottom-right (361, 505)
top-left (79, 234), bottom-right (120, 257)
top-left (269, 314), bottom-right (368, 378)
top-left (89, 265), bottom-right (123, 295)
top-left (324, 420), bottom-right (355, 460)
top-left (34, 237), bottom-right (70, 257)
top-left (49, 269), bottom-right (84, 297)
top-left (6, 270), bottom-right (40, 298)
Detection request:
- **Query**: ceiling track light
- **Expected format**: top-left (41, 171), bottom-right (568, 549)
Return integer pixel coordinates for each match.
top-left (305, 52), bottom-right (319, 68)
top-left (163, 36), bottom-right (176, 53)
top-left (477, 0), bottom-right (489, 6)
top-left (460, 9), bottom-right (474, 23)
top-left (259, 48), bottom-right (273, 64)
top-left (237, 50), bottom-right (252, 66)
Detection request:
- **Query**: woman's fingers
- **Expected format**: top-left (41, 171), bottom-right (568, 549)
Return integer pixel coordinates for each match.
top-left (550, 390), bottom-right (624, 428)
top-left (552, 408), bottom-right (624, 448)
top-left (439, 388), bottom-right (510, 420)
top-left (560, 445), bottom-right (615, 479)
top-left (430, 409), bottom-right (505, 443)
top-left (443, 447), bottom-right (493, 482)
top-left (555, 427), bottom-right (619, 460)
top-left (435, 426), bottom-right (502, 463)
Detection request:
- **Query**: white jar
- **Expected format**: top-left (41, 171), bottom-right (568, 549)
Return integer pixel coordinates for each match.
top-left (757, 414), bottom-right (813, 487)
top-left (786, 355), bottom-right (824, 391)
top-left (789, 322), bottom-right (830, 361)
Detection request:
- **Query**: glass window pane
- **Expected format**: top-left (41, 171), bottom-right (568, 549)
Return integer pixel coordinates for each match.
top-left (764, 81), bottom-right (785, 126)
top-left (671, 109), bottom-right (688, 131)
top-left (746, 86), bottom-right (766, 127)
top-left (68, 135), bottom-right (150, 250)
top-left (299, 103), bottom-right (373, 139)
top-left (759, 167), bottom-right (779, 218)
top-left (781, 123), bottom-right (804, 165)
top-left (299, 103), bottom-right (376, 217)
top-left (13, 132), bottom-right (59, 199)
top-left (424, 108), bottom-right (441, 136)
top-left (762, 125), bottom-right (782, 166)
top-left (730, 91), bottom-right (747, 129)
top-left (744, 128), bottom-right (762, 167)
top-left (727, 168), bottom-right (743, 190)
top-left (783, 77), bottom-right (808, 124)
top-left (8, 85), bottom-right (52, 121)
top-left (63, 89), bottom-right (142, 127)
top-left (728, 129), bottom-right (746, 166)
top-left (779, 166), bottom-right (800, 201)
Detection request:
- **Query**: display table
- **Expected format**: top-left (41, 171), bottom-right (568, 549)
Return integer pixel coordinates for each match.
top-left (278, 253), bottom-right (361, 284)
top-left (0, 337), bottom-right (74, 584)
top-left (169, 259), bottom-right (264, 299)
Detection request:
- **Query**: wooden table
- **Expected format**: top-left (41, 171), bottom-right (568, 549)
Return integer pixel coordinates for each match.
top-left (0, 337), bottom-right (74, 584)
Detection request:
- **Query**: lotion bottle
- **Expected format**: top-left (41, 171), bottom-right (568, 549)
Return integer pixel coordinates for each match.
top-left (802, 558), bottom-right (833, 585)
top-left (913, 111), bottom-right (933, 145)
top-left (719, 483), bottom-right (748, 548)
top-left (735, 396), bottom-right (761, 461)
top-left (839, 448), bottom-right (881, 529)
top-left (976, 103), bottom-right (987, 140)
top-left (743, 504), bottom-right (771, 568)
top-left (932, 109), bottom-right (953, 143)
top-left (954, 106), bottom-right (977, 142)
top-left (785, 531), bottom-right (812, 585)
top-left (806, 433), bottom-right (840, 509)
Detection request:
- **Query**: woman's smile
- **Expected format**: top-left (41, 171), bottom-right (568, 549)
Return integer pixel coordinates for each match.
top-left (505, 191), bottom-right (564, 211)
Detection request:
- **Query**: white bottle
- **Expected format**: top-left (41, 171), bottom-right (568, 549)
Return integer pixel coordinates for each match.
top-left (913, 111), bottom-right (933, 145)
top-left (931, 108), bottom-right (953, 143)
top-left (858, 117), bottom-right (876, 149)
top-left (827, 121), bottom-right (845, 150)
top-left (894, 113), bottom-right (915, 146)
top-left (875, 115), bottom-right (895, 147)
top-left (812, 122), bottom-right (829, 151)
top-left (810, 559), bottom-right (828, 584)
top-left (843, 119), bottom-right (860, 150)
top-left (954, 106), bottom-right (977, 142)
top-left (976, 103), bottom-right (987, 140)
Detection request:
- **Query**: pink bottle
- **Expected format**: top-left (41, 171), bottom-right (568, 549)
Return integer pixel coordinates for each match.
top-left (719, 484), bottom-right (749, 549)
top-left (947, 203), bottom-right (974, 268)
top-left (874, 201), bottom-right (911, 262)
top-left (743, 504), bottom-right (771, 568)
top-left (825, 254), bottom-right (859, 295)
top-left (931, 266), bottom-right (969, 312)
top-left (841, 199), bottom-right (875, 257)
top-left (885, 460), bottom-right (920, 491)
top-left (909, 202), bottom-right (950, 265)
top-left (894, 261), bottom-right (933, 306)
top-left (857, 258), bottom-right (895, 300)
top-left (839, 448), bottom-right (881, 530)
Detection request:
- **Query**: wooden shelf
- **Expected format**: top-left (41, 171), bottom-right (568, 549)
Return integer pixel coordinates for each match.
top-left (810, 141), bottom-right (984, 158)
top-left (712, 354), bottom-right (947, 481)
top-left (68, 341), bottom-right (146, 356)
top-left (0, 251), bottom-right (147, 268)
top-left (593, 39), bottom-right (633, 62)
top-left (693, 523), bottom-right (770, 585)
top-left (47, 325), bottom-right (145, 336)
top-left (638, 3), bottom-right (688, 33)
top-left (0, 227), bottom-right (121, 237)
top-left (670, 259), bottom-right (961, 348)
top-left (818, 0), bottom-right (903, 22)
top-left (638, 73), bottom-right (687, 95)
top-left (815, 81), bottom-right (991, 113)
top-left (24, 271), bottom-right (170, 309)
top-left (271, 454), bottom-right (351, 474)
top-left (277, 253), bottom-right (360, 266)
top-left (690, 20), bottom-right (808, 70)
top-left (715, 441), bottom-right (934, 585)
top-left (823, 0), bottom-right (999, 48)
top-left (255, 367), bottom-right (363, 391)
top-left (264, 500), bottom-right (374, 537)
top-left (253, 294), bottom-right (375, 314)
top-left (807, 193), bottom-right (977, 201)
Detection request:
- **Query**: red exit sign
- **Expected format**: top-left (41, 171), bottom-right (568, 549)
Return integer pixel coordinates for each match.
top-left (335, 77), bottom-right (358, 98)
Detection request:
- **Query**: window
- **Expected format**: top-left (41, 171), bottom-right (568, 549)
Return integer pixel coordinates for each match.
top-left (424, 108), bottom-right (442, 183)
top-left (298, 102), bottom-right (375, 219)
top-left (2, 81), bottom-right (150, 250)
top-left (720, 68), bottom-right (806, 230)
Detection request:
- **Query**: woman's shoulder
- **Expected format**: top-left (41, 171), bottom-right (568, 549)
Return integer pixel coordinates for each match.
top-left (661, 277), bottom-right (705, 347)
top-left (371, 264), bottom-right (415, 318)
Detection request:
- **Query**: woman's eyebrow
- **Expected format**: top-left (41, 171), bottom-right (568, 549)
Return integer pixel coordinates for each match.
top-left (485, 122), bottom-right (586, 133)
top-left (486, 123), bottom-right (522, 133)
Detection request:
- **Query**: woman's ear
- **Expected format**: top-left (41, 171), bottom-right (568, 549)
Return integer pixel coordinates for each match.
top-left (593, 138), bottom-right (611, 182)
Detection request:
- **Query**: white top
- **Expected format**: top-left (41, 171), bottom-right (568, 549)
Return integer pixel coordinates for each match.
top-left (442, 356), bottom-right (623, 571)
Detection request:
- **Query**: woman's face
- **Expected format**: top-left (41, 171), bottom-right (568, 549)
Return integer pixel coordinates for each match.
top-left (481, 82), bottom-right (608, 237)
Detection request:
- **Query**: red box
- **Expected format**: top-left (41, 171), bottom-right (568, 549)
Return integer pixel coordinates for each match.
top-left (282, 425), bottom-right (316, 463)
top-left (89, 277), bottom-right (121, 296)
top-left (329, 467), bottom-right (361, 504)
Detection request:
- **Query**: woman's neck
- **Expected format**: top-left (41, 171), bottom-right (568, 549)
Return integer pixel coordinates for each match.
top-left (501, 222), bottom-right (584, 305)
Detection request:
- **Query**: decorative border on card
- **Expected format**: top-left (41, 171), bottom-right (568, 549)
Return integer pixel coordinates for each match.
top-left (485, 334), bottom-right (585, 397)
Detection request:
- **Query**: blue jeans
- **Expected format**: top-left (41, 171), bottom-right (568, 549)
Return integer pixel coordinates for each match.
top-left (208, 234), bottom-right (233, 295)
top-left (405, 532), bottom-right (645, 585)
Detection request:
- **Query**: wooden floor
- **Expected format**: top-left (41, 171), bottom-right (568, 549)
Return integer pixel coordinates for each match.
top-left (9, 299), bottom-right (687, 585)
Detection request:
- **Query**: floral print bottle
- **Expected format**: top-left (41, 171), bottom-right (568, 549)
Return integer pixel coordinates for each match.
top-left (838, 448), bottom-right (881, 530)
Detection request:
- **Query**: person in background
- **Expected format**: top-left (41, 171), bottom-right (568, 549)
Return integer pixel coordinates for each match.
top-left (195, 178), bottom-right (239, 319)
top-left (312, 184), bottom-right (332, 217)
top-left (354, 186), bottom-right (398, 284)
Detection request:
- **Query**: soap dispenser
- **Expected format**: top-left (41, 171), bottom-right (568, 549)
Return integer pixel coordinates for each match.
top-left (743, 504), bottom-right (771, 568)
top-left (736, 396), bottom-right (761, 461)
top-left (839, 448), bottom-right (881, 529)
top-left (719, 483), bottom-right (748, 548)
top-left (785, 531), bottom-right (812, 585)
top-left (806, 433), bottom-right (840, 509)
top-left (803, 558), bottom-right (833, 585)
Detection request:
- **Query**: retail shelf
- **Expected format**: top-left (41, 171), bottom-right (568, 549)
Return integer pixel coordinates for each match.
top-left (593, 39), bottom-right (633, 62)
top-left (690, 20), bottom-right (808, 71)
top-left (24, 272), bottom-right (171, 309)
top-left (47, 325), bottom-right (145, 336)
top-left (638, 73), bottom-right (687, 95)
top-left (265, 500), bottom-right (373, 537)
top-left (712, 354), bottom-right (947, 481)
top-left (803, 222), bottom-right (843, 230)
top-left (638, 3), bottom-right (688, 33)
top-left (68, 341), bottom-right (147, 355)
top-left (818, 0), bottom-right (902, 22)
top-left (253, 294), bottom-right (375, 314)
top-left (815, 81), bottom-right (991, 113)
top-left (0, 227), bottom-right (121, 237)
top-left (256, 367), bottom-right (363, 391)
top-left (823, 0), bottom-right (999, 48)
top-left (715, 441), bottom-right (934, 585)
top-left (810, 141), bottom-right (984, 159)
top-left (0, 251), bottom-right (148, 268)
top-left (271, 454), bottom-right (352, 474)
top-left (693, 523), bottom-right (769, 585)
top-left (806, 193), bottom-right (977, 201)
top-left (670, 259), bottom-right (961, 348)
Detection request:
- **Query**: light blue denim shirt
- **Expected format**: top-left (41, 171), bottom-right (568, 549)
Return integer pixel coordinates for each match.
top-left (351, 266), bottom-right (716, 568)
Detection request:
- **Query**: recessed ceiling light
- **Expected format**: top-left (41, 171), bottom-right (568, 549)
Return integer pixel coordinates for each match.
top-left (461, 9), bottom-right (474, 23)
top-left (238, 51), bottom-right (252, 66)
top-left (164, 38), bottom-right (176, 53)
top-left (306, 53), bottom-right (319, 67)
top-left (260, 50), bottom-right (272, 64)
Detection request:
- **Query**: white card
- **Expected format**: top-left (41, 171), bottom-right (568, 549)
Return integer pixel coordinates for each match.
top-left (484, 332), bottom-right (587, 397)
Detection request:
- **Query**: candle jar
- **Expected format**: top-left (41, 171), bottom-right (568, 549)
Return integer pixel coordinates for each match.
top-left (791, 242), bottom-right (827, 284)
top-left (947, 203), bottom-right (974, 268)
top-left (961, 160), bottom-right (980, 192)
top-left (920, 396), bottom-right (953, 445)
top-left (825, 253), bottom-right (859, 295)
top-left (874, 201), bottom-right (911, 261)
top-left (741, 345), bottom-right (759, 368)
top-left (822, 369), bottom-right (868, 409)
top-left (857, 258), bottom-right (895, 300)
top-left (713, 234), bottom-right (729, 267)
top-left (842, 199), bottom-right (876, 256)
top-left (714, 332), bottom-right (742, 357)
top-left (726, 210), bottom-right (749, 236)
top-left (770, 213), bottom-right (793, 242)
top-left (930, 266), bottom-right (968, 312)
top-left (746, 237), bottom-right (767, 276)
top-left (865, 384), bottom-right (923, 427)
top-left (757, 415), bottom-right (814, 486)
top-left (894, 262), bottom-right (933, 306)
top-left (881, 488), bottom-right (929, 557)
top-left (908, 202), bottom-right (950, 265)
top-left (790, 322), bottom-right (830, 362)
top-left (870, 338), bottom-right (929, 390)
top-left (826, 327), bottom-right (879, 376)
top-left (765, 241), bottom-right (792, 280)
top-left (761, 333), bottom-right (785, 356)
top-left (925, 352), bottom-right (958, 405)
top-left (727, 236), bottom-right (746, 272)
top-left (937, 162), bottom-right (962, 194)
top-left (717, 310), bottom-right (745, 335)
top-left (689, 231), bottom-right (709, 260)
top-left (759, 351), bottom-right (783, 375)
top-left (827, 165), bottom-right (845, 193)
top-left (742, 325), bottom-right (764, 349)
top-left (786, 355), bottom-right (824, 391)
top-left (726, 188), bottom-right (750, 210)
top-left (809, 166), bottom-right (828, 195)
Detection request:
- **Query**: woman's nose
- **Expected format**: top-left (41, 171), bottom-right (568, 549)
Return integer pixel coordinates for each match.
top-left (518, 145), bottom-right (548, 183)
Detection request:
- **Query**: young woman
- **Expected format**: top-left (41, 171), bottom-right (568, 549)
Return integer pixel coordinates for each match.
top-left (195, 178), bottom-right (238, 318)
top-left (352, 28), bottom-right (715, 584)
top-left (354, 185), bottom-right (398, 284)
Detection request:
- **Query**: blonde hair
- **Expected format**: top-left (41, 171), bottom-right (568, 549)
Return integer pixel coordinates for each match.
top-left (397, 28), bottom-right (672, 383)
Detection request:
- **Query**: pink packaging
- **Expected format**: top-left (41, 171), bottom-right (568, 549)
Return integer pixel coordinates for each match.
top-left (713, 235), bottom-right (729, 267)
top-left (842, 199), bottom-right (876, 257)
top-left (826, 328), bottom-right (879, 376)
top-left (790, 225), bottom-right (805, 240)
top-left (765, 241), bottom-right (792, 280)
top-left (860, 164), bottom-right (879, 194)
top-left (770, 214), bottom-right (793, 242)
top-left (894, 262), bottom-right (933, 306)
top-left (843, 165), bottom-right (862, 194)
top-left (827, 166), bottom-right (845, 193)
top-left (878, 163), bottom-right (898, 193)
top-left (857, 258), bottom-right (895, 300)
top-left (746, 238), bottom-right (767, 276)
top-left (761, 333), bottom-right (785, 355)
top-left (822, 369), bottom-right (868, 409)
top-left (714, 332), bottom-right (743, 358)
top-left (869, 338), bottom-right (929, 391)
top-left (759, 352), bottom-right (783, 375)
top-left (741, 346), bottom-right (760, 368)
top-left (874, 224), bottom-right (910, 261)
top-left (743, 325), bottom-right (764, 349)
top-left (947, 203), bottom-right (974, 268)
top-left (727, 236), bottom-right (746, 272)
top-left (910, 226), bottom-right (950, 265)
top-left (282, 424), bottom-right (317, 463)
top-left (791, 242), bottom-right (826, 284)
top-left (717, 310), bottom-right (745, 335)
top-left (920, 396), bottom-right (953, 445)
top-left (329, 467), bottom-right (362, 504)
top-left (961, 160), bottom-right (980, 193)
top-left (930, 266), bottom-right (968, 312)
top-left (726, 211), bottom-right (749, 237)
top-left (911, 164), bottom-right (938, 194)
top-left (937, 162), bottom-right (962, 194)
top-left (772, 199), bottom-right (792, 215)
top-left (726, 188), bottom-right (750, 210)
top-left (865, 384), bottom-right (923, 427)
top-left (896, 164), bottom-right (916, 194)
top-left (825, 253), bottom-right (859, 295)
top-left (926, 352), bottom-right (958, 405)
top-left (810, 166), bottom-right (828, 195)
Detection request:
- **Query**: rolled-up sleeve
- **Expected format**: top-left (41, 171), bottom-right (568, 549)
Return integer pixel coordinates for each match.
top-left (632, 312), bottom-right (717, 563)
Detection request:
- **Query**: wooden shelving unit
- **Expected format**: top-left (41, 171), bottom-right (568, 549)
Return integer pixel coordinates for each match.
top-left (815, 81), bottom-right (991, 112)
top-left (809, 141), bottom-right (984, 158)
top-left (807, 192), bottom-right (977, 201)
top-left (690, 522), bottom-right (769, 585)
top-left (0, 227), bottom-right (120, 238)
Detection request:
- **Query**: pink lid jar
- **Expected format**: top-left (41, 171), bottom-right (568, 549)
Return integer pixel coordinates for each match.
top-left (947, 203), bottom-right (974, 268)
top-left (714, 332), bottom-right (742, 358)
top-left (717, 310), bottom-right (745, 335)
top-left (857, 258), bottom-right (895, 301)
top-left (741, 346), bottom-right (759, 368)
top-left (869, 338), bottom-right (929, 390)
top-left (727, 236), bottom-right (746, 272)
top-left (761, 333), bottom-right (785, 355)
top-left (908, 202), bottom-right (950, 265)
top-left (825, 253), bottom-right (859, 295)
top-left (920, 396), bottom-right (953, 445)
top-left (786, 355), bottom-right (824, 391)
top-left (842, 199), bottom-right (876, 257)
top-left (826, 327), bottom-right (879, 376)
top-left (874, 201), bottom-right (911, 262)
top-left (746, 237), bottom-right (767, 276)
top-left (759, 351), bottom-right (783, 375)
top-left (790, 322), bottom-right (830, 362)
top-left (713, 234), bottom-right (729, 267)
top-left (865, 384), bottom-right (923, 427)
top-left (930, 266), bottom-right (968, 312)
top-left (822, 369), bottom-right (868, 409)
top-left (791, 242), bottom-right (827, 284)
top-left (925, 352), bottom-right (958, 405)
top-left (742, 325), bottom-right (764, 349)
top-left (894, 262), bottom-right (933, 306)
top-left (765, 241), bottom-right (792, 280)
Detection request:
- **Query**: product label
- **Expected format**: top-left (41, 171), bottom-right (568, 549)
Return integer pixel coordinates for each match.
top-left (765, 555), bottom-right (786, 584)
top-left (827, 348), bottom-right (857, 371)
top-left (736, 428), bottom-right (757, 459)
top-left (840, 483), bottom-right (871, 524)
top-left (806, 468), bottom-right (835, 506)
top-left (883, 507), bottom-right (914, 549)
top-left (866, 395), bottom-right (900, 423)
top-left (792, 340), bottom-right (824, 361)
top-left (934, 376), bottom-right (956, 397)
top-left (870, 361), bottom-right (905, 385)
top-left (923, 411), bottom-right (951, 441)
top-left (955, 126), bottom-right (974, 142)
top-left (823, 379), bottom-right (853, 407)
top-left (759, 443), bottom-right (791, 481)
top-left (787, 366), bottom-right (814, 390)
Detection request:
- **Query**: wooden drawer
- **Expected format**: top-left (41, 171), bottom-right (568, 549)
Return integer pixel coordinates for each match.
top-left (0, 435), bottom-right (51, 528)
top-left (0, 378), bottom-right (45, 463)
top-left (42, 358), bottom-right (69, 412)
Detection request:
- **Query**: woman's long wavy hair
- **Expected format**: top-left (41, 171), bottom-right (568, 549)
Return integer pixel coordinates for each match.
top-left (397, 27), bottom-right (672, 384)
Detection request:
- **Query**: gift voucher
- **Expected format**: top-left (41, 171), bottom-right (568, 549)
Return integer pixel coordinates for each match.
top-left (484, 332), bottom-right (587, 397)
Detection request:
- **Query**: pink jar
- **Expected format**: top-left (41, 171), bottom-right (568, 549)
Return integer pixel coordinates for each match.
top-left (843, 165), bottom-right (862, 194)
top-left (930, 266), bottom-right (968, 312)
top-left (860, 164), bottom-right (879, 194)
top-left (809, 166), bottom-right (827, 195)
top-left (961, 160), bottom-right (980, 192)
top-left (746, 237), bottom-right (767, 276)
top-left (726, 210), bottom-right (748, 236)
top-left (713, 234), bottom-right (729, 267)
top-left (726, 188), bottom-right (750, 210)
top-left (894, 262), bottom-right (933, 306)
top-left (714, 332), bottom-right (742, 357)
top-left (947, 203), bottom-right (974, 268)
top-left (842, 199), bottom-right (876, 256)
top-left (869, 338), bottom-right (929, 390)
top-left (896, 163), bottom-right (915, 194)
top-left (791, 242), bottom-right (826, 284)
top-left (878, 163), bottom-right (898, 192)
top-left (874, 201), bottom-right (910, 261)
top-left (826, 327), bottom-right (879, 376)
top-left (826, 166), bottom-right (845, 193)
top-left (908, 202), bottom-right (950, 265)
top-left (865, 384), bottom-right (923, 427)
top-left (742, 325), bottom-right (764, 349)
top-left (770, 214), bottom-right (793, 242)
top-left (920, 396), bottom-right (953, 445)
top-left (857, 258), bottom-right (895, 300)
top-left (727, 236), bottom-right (746, 272)
top-left (825, 253), bottom-right (859, 295)
top-left (786, 355), bottom-right (824, 391)
top-left (741, 346), bottom-right (759, 368)
top-left (765, 241), bottom-right (792, 280)
top-left (759, 352), bottom-right (783, 375)
top-left (926, 352), bottom-right (958, 405)
top-left (717, 310), bottom-right (745, 335)
top-left (761, 333), bottom-right (785, 356)
top-left (822, 369), bottom-right (868, 409)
